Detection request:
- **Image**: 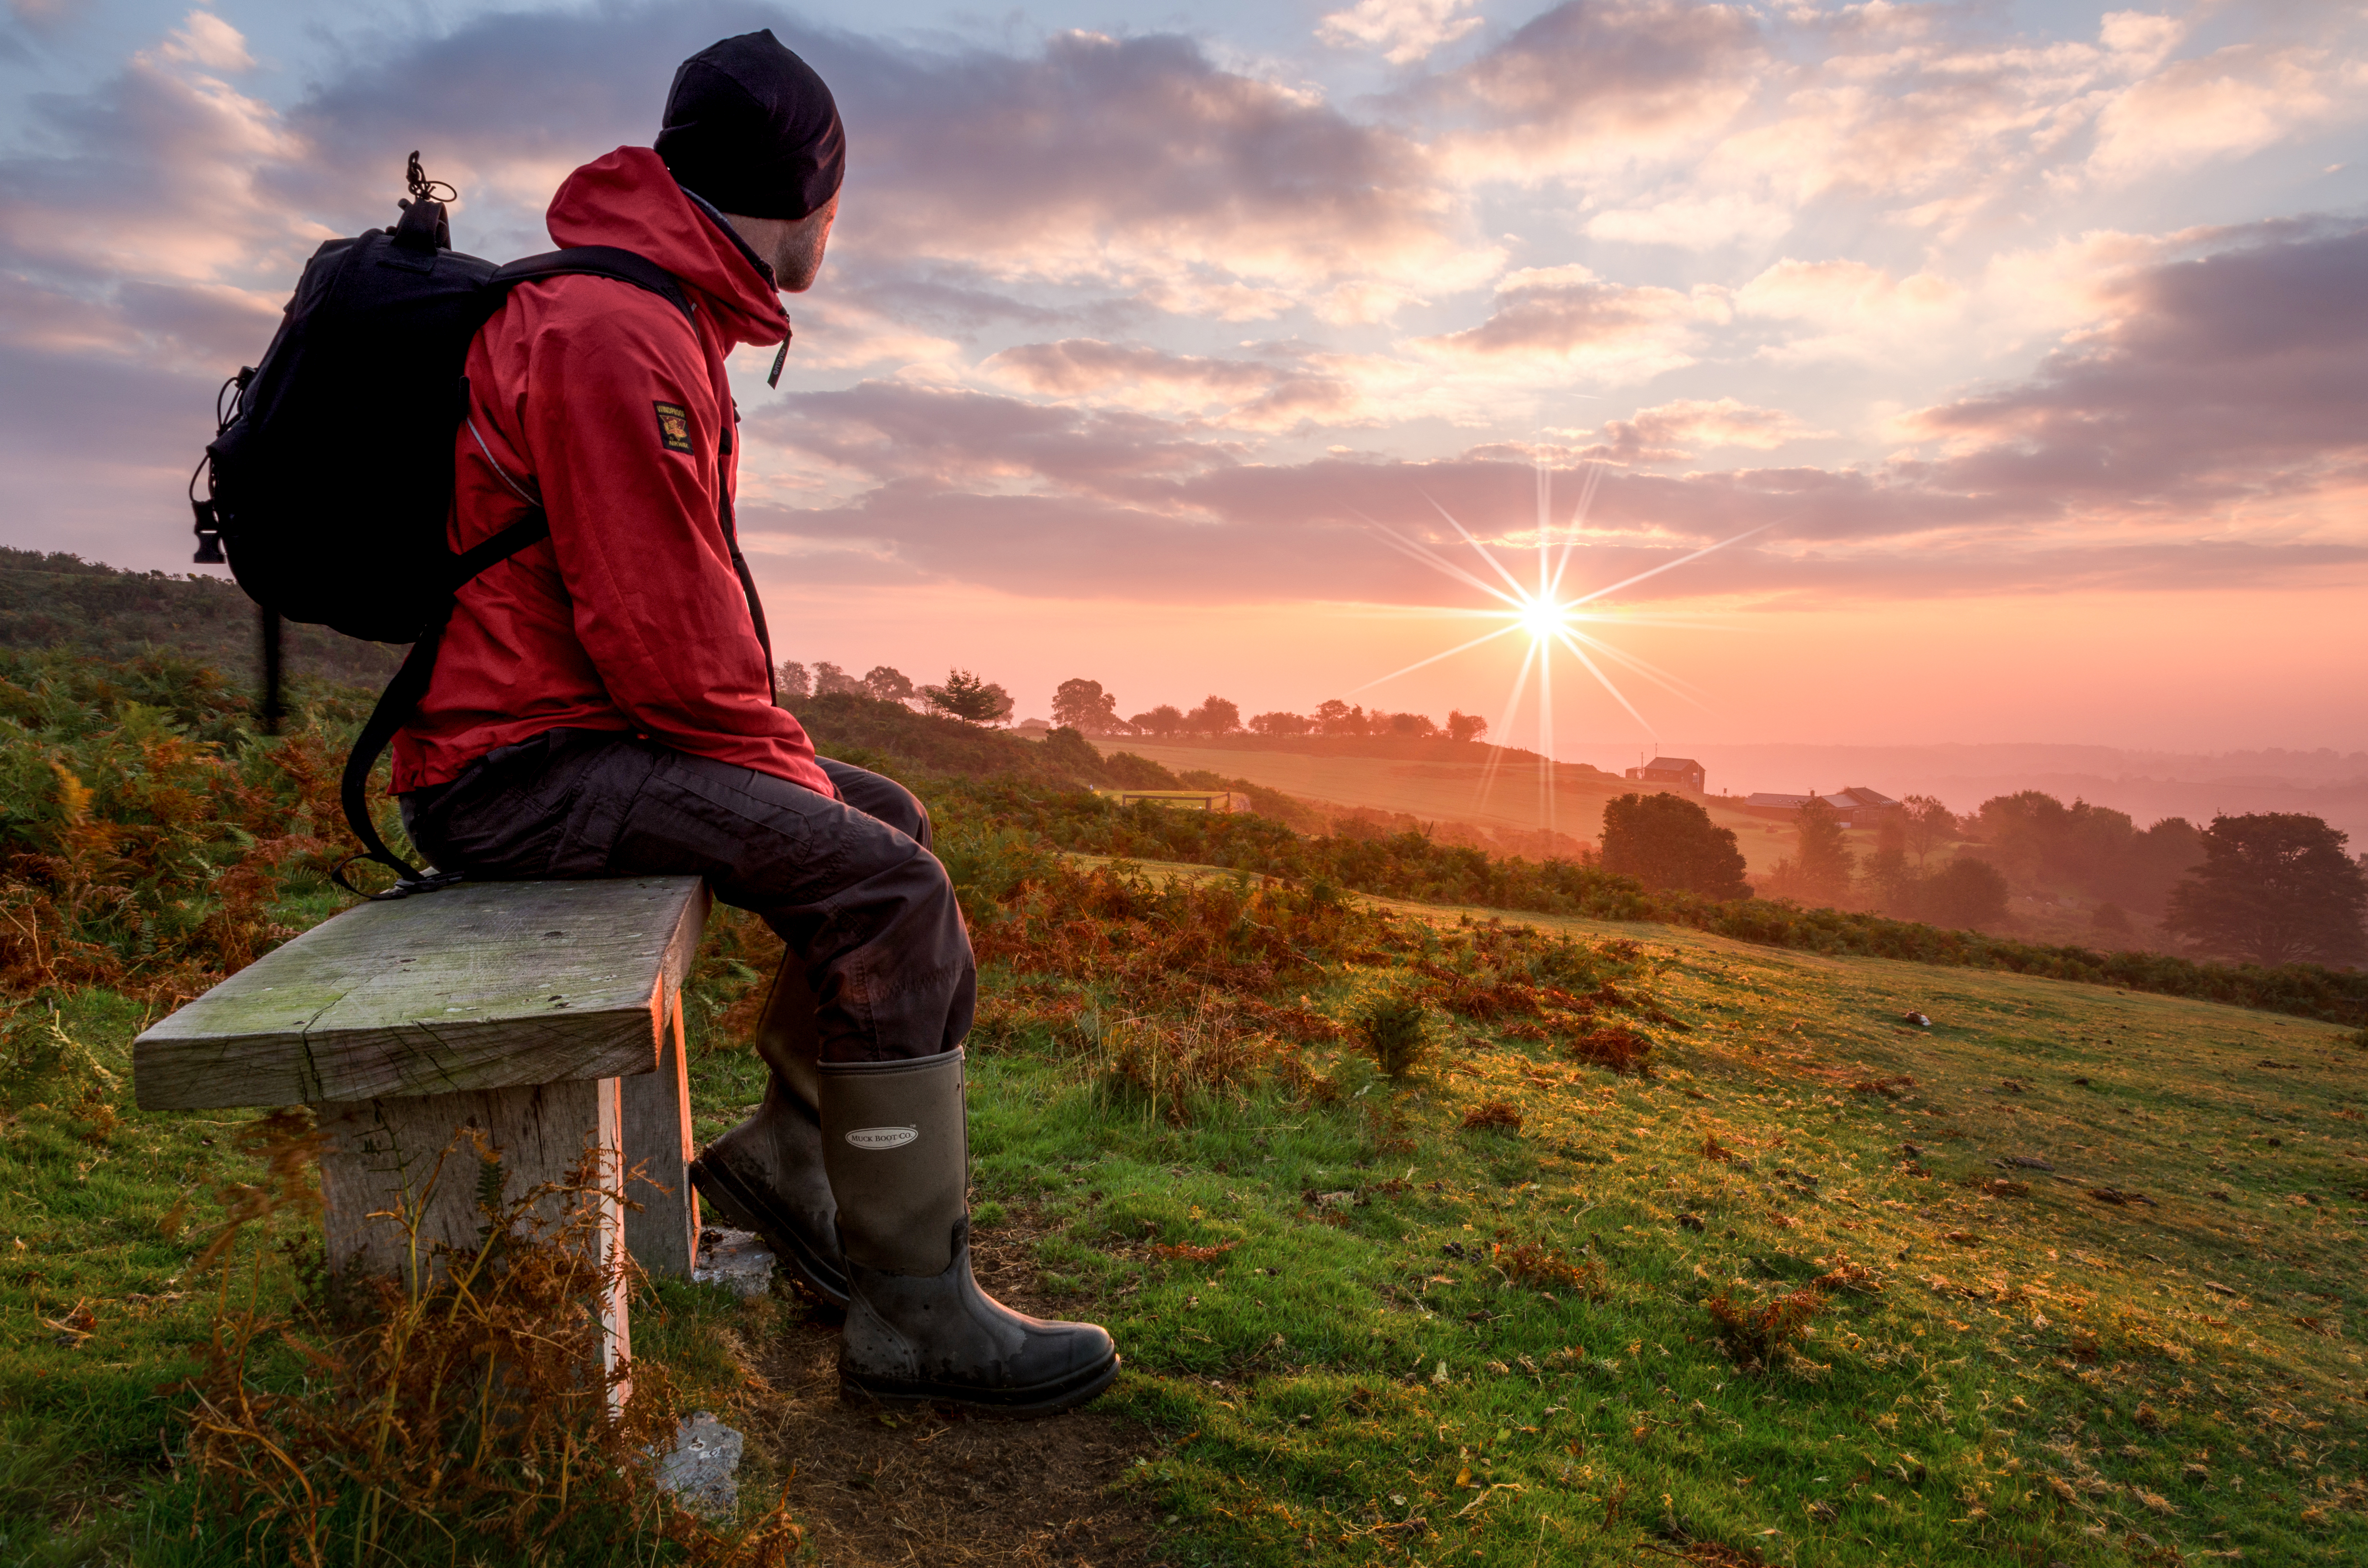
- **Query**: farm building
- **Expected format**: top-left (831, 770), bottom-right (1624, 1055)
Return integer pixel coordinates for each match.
top-left (1623, 756), bottom-right (1706, 791)
top-left (1742, 786), bottom-right (1903, 826)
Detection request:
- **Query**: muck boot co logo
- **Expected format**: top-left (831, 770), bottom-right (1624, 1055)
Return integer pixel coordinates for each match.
top-left (845, 1126), bottom-right (919, 1150)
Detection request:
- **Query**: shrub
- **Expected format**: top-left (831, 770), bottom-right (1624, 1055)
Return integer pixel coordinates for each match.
top-left (1704, 1286), bottom-right (1824, 1371)
top-left (1356, 992), bottom-right (1431, 1078)
top-left (1093, 750), bottom-right (1175, 789)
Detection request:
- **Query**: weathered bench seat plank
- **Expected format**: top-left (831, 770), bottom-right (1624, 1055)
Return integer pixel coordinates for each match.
top-left (134, 878), bottom-right (709, 1110)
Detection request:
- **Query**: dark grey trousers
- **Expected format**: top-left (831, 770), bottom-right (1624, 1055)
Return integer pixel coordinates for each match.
top-left (400, 728), bottom-right (972, 1064)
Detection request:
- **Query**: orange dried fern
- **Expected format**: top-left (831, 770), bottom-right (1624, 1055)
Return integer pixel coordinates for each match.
top-left (177, 1114), bottom-right (800, 1566)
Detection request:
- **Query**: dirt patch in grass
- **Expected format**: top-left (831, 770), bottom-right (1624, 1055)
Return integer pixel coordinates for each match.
top-left (738, 1222), bottom-right (1168, 1567)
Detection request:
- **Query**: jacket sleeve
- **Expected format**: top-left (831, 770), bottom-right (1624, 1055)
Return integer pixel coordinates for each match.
top-left (513, 288), bottom-right (833, 796)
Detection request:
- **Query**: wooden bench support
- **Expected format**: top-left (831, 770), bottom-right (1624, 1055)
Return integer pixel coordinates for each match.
top-left (317, 1078), bottom-right (631, 1377)
top-left (136, 876), bottom-right (715, 1378)
top-left (620, 992), bottom-right (700, 1278)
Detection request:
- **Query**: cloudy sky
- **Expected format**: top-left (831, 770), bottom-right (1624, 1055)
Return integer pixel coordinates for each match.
top-left (2, 0), bottom-right (2363, 755)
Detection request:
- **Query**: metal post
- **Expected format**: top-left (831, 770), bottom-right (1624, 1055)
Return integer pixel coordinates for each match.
top-left (259, 606), bottom-right (285, 735)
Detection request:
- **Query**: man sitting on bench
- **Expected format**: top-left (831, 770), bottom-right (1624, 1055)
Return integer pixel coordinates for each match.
top-left (392, 30), bottom-right (1116, 1416)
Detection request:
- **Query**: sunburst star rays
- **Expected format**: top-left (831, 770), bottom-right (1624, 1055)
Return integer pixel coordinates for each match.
top-left (1348, 463), bottom-right (1772, 841)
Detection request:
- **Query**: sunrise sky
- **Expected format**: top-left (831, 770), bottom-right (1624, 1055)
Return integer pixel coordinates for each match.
top-left (2, 0), bottom-right (2363, 756)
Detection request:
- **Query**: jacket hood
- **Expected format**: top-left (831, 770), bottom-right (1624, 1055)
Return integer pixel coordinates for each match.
top-left (546, 146), bottom-right (789, 349)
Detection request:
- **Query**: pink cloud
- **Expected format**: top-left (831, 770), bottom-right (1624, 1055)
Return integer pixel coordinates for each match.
top-left (1417, 263), bottom-right (1727, 380)
top-left (2089, 43), bottom-right (2360, 178)
top-left (980, 339), bottom-right (1366, 430)
top-left (1430, 0), bottom-right (1763, 181)
top-left (1319, 0), bottom-right (1485, 66)
top-left (1573, 398), bottom-right (1828, 464)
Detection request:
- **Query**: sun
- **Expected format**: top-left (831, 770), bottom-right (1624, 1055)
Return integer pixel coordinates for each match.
top-left (1517, 595), bottom-right (1569, 641)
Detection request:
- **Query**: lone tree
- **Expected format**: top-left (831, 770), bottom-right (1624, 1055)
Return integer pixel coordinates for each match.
top-left (923, 669), bottom-right (1014, 725)
top-left (776, 660), bottom-right (812, 699)
top-left (863, 665), bottom-right (917, 706)
top-left (1865, 813), bottom-right (1913, 911)
top-left (1599, 792), bottom-right (1750, 900)
top-left (1051, 678), bottom-right (1125, 734)
top-left (2162, 812), bottom-right (2368, 967)
top-left (1763, 797), bottom-right (1855, 907)
top-left (810, 661), bottom-right (864, 697)
top-left (1900, 795), bottom-right (1956, 870)
top-left (1445, 710), bottom-right (1488, 744)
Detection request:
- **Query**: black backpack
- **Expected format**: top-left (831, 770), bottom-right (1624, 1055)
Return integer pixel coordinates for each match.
top-left (193, 156), bottom-right (695, 896)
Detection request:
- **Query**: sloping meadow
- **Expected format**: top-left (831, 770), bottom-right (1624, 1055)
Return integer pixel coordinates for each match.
top-left (0, 662), bottom-right (2361, 1565)
top-left (691, 818), bottom-right (2368, 1565)
top-left (901, 828), bottom-right (2368, 1566)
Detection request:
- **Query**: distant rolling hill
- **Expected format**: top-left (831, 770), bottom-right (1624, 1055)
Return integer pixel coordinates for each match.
top-left (1087, 733), bottom-right (1806, 871)
top-left (0, 549), bottom-right (402, 690)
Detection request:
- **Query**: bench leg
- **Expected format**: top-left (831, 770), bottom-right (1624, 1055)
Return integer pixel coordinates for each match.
top-left (621, 989), bottom-right (699, 1277)
top-left (315, 1079), bottom-right (630, 1395)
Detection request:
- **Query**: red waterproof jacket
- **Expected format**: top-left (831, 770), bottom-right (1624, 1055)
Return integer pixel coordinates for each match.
top-left (392, 146), bottom-right (833, 799)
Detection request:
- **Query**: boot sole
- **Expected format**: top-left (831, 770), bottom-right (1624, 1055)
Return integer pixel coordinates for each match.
top-left (687, 1156), bottom-right (852, 1309)
top-left (842, 1351), bottom-right (1122, 1418)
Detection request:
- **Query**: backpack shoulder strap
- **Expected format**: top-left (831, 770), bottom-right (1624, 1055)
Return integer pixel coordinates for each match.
top-left (491, 246), bottom-right (693, 322)
top-left (332, 508), bottom-right (554, 900)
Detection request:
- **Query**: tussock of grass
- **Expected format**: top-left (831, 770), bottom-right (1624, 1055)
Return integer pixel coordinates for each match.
top-left (1704, 1286), bottom-right (1826, 1372)
top-left (1459, 1101), bottom-right (1523, 1132)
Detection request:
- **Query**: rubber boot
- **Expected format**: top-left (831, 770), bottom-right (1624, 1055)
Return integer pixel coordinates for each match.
top-left (688, 962), bottom-right (850, 1307)
top-left (821, 1049), bottom-right (1120, 1414)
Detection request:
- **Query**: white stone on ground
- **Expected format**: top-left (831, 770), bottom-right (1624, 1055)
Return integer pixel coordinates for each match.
top-left (692, 1225), bottom-right (776, 1298)
top-left (653, 1410), bottom-right (743, 1518)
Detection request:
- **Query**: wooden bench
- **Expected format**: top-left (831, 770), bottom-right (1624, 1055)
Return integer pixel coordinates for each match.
top-left (133, 876), bottom-right (714, 1378)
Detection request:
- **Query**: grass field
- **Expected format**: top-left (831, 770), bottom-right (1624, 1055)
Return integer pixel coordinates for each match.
top-left (3, 858), bottom-right (2363, 1564)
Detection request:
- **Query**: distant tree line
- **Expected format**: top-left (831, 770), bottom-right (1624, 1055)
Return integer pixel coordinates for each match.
top-left (1051, 679), bottom-right (1488, 743)
top-left (1721, 784), bottom-right (2368, 966)
top-left (777, 660), bottom-right (1013, 726)
top-left (775, 666), bottom-right (1493, 746)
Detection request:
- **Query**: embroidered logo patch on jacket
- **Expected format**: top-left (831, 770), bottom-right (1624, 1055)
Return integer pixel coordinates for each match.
top-left (652, 401), bottom-right (694, 453)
